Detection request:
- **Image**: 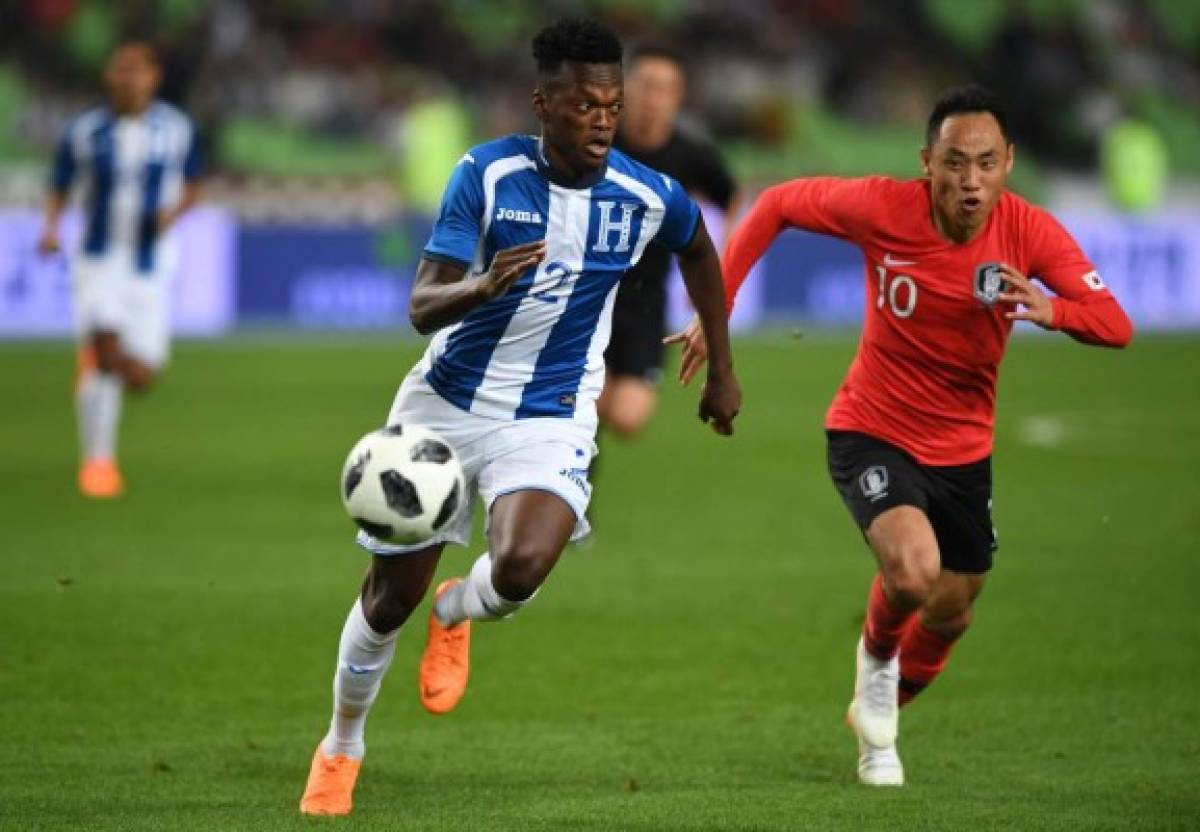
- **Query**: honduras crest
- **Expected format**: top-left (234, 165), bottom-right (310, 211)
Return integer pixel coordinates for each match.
top-left (973, 262), bottom-right (1008, 306)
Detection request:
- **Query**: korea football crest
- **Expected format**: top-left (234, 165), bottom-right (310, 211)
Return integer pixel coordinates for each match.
top-left (973, 262), bottom-right (1008, 306)
top-left (859, 465), bottom-right (889, 502)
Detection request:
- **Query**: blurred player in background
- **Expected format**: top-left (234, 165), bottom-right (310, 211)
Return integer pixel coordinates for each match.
top-left (599, 44), bottom-right (736, 439)
top-left (299, 18), bottom-right (741, 817)
top-left (38, 40), bottom-right (203, 499)
top-left (672, 84), bottom-right (1132, 787)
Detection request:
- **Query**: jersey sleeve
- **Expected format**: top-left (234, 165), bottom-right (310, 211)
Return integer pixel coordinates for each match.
top-left (183, 124), bottom-right (204, 180)
top-left (49, 126), bottom-right (76, 194)
top-left (423, 154), bottom-right (485, 268)
top-left (721, 177), bottom-right (876, 315)
top-left (1024, 205), bottom-right (1133, 347)
top-left (652, 174), bottom-right (701, 252)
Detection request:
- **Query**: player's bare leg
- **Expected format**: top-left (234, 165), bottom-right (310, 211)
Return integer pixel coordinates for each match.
top-left (76, 330), bottom-right (161, 498)
top-left (848, 505), bottom-right (940, 785)
top-left (420, 490), bottom-right (576, 714)
top-left (899, 570), bottom-right (984, 705)
top-left (76, 332), bottom-right (126, 497)
top-left (597, 375), bottom-right (658, 439)
top-left (300, 544), bottom-right (442, 816)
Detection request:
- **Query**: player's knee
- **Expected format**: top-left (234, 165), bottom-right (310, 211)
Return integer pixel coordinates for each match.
top-left (359, 575), bottom-right (423, 633)
top-left (605, 407), bottom-right (650, 439)
top-left (95, 349), bottom-right (121, 374)
top-left (491, 541), bottom-right (557, 602)
top-left (884, 557), bottom-right (938, 608)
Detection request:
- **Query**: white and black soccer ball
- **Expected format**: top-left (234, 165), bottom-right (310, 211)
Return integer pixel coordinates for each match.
top-left (340, 425), bottom-right (466, 545)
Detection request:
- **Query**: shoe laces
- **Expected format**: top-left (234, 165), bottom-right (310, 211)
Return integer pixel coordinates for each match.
top-left (431, 623), bottom-right (467, 671)
top-left (864, 664), bottom-right (898, 713)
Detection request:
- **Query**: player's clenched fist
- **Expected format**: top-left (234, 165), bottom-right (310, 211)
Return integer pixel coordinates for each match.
top-left (479, 240), bottom-right (547, 299)
top-left (699, 374), bottom-right (741, 436)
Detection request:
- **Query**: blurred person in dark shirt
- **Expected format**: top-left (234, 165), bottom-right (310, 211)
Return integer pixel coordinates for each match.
top-left (599, 44), bottom-right (737, 441)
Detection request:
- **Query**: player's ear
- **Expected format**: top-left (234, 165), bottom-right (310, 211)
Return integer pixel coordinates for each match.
top-left (532, 87), bottom-right (548, 122)
top-left (920, 146), bottom-right (932, 177)
top-left (1005, 142), bottom-right (1015, 175)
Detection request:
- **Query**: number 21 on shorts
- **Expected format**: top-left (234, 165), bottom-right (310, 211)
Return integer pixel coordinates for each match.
top-left (876, 265), bottom-right (917, 319)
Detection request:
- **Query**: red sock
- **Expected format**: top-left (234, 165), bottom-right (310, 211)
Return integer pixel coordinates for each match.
top-left (862, 574), bottom-right (914, 661)
top-left (898, 619), bottom-right (960, 706)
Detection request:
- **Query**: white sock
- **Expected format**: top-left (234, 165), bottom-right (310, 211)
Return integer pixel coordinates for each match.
top-left (322, 598), bottom-right (398, 760)
top-left (76, 371), bottom-right (122, 462)
top-left (433, 551), bottom-right (529, 626)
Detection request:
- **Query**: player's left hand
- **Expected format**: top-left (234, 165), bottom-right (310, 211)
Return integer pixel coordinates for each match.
top-left (698, 371), bottom-right (740, 436)
top-left (996, 264), bottom-right (1054, 329)
top-left (663, 316), bottom-right (707, 386)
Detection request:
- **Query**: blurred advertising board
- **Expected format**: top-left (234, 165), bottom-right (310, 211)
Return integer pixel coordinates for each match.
top-left (1, 209), bottom-right (1197, 336)
top-left (0, 207), bottom-right (236, 337)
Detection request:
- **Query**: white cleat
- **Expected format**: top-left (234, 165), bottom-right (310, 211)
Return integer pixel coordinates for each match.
top-left (847, 636), bottom-right (900, 749)
top-left (856, 736), bottom-right (905, 786)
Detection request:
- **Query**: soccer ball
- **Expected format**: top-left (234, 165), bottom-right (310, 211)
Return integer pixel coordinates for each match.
top-left (340, 424), bottom-right (466, 545)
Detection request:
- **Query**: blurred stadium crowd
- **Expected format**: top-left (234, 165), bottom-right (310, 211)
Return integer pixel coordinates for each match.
top-left (1, 0), bottom-right (1197, 218)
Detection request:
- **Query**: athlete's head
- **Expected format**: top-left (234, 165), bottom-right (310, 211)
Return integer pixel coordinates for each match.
top-left (921, 84), bottom-right (1013, 244)
top-left (621, 44), bottom-right (685, 150)
top-left (105, 40), bottom-right (161, 115)
top-left (532, 18), bottom-right (624, 179)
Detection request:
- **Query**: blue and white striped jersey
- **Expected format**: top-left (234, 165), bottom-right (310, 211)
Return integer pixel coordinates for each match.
top-left (415, 134), bottom-right (700, 422)
top-left (52, 101), bottom-right (202, 274)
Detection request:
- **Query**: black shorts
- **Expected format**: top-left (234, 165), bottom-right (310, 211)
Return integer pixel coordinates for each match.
top-left (826, 430), bottom-right (998, 574)
top-left (604, 290), bottom-right (666, 384)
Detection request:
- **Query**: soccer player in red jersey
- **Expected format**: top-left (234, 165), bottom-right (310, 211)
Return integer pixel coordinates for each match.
top-left (670, 85), bottom-right (1132, 786)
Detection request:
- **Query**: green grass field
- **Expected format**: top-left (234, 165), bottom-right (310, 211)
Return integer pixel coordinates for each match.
top-left (2, 333), bottom-right (1198, 831)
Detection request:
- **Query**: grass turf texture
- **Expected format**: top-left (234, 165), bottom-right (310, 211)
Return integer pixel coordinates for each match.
top-left (1, 333), bottom-right (1198, 831)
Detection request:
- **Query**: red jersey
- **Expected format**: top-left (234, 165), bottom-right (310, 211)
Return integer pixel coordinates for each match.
top-left (722, 177), bottom-right (1133, 465)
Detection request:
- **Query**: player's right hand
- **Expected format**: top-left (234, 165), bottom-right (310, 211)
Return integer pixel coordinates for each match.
top-left (663, 316), bottom-right (707, 386)
top-left (36, 230), bottom-right (61, 256)
top-left (479, 240), bottom-right (546, 299)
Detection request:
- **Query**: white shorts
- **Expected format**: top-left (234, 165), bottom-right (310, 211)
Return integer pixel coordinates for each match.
top-left (73, 253), bottom-right (171, 369)
top-left (357, 374), bottom-right (597, 556)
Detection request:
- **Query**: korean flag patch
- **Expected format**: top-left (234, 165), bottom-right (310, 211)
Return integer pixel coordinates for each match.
top-left (1081, 270), bottom-right (1106, 291)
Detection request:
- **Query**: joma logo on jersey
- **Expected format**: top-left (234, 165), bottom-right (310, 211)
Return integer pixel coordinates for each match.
top-left (495, 207), bottom-right (543, 224)
top-left (973, 262), bottom-right (1009, 306)
top-left (559, 465), bottom-right (591, 495)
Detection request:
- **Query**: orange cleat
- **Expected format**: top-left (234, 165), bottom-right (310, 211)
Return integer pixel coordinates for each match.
top-left (418, 578), bottom-right (471, 715)
top-left (78, 458), bottom-right (124, 499)
top-left (299, 743), bottom-right (362, 816)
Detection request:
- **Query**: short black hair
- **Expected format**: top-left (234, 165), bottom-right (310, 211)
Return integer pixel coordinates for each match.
top-left (532, 18), bottom-right (623, 75)
top-left (629, 42), bottom-right (683, 68)
top-left (925, 84), bottom-right (1010, 148)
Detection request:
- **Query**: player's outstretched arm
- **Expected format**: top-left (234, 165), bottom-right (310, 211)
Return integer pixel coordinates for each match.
top-left (997, 263), bottom-right (1133, 348)
top-left (158, 180), bottom-right (202, 233)
top-left (408, 240), bottom-right (546, 335)
top-left (674, 217), bottom-right (741, 436)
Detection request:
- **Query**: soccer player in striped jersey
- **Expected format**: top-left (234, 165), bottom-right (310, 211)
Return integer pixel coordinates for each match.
top-left (670, 85), bottom-right (1132, 786)
top-left (38, 40), bottom-right (203, 498)
top-left (300, 19), bottom-right (741, 816)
